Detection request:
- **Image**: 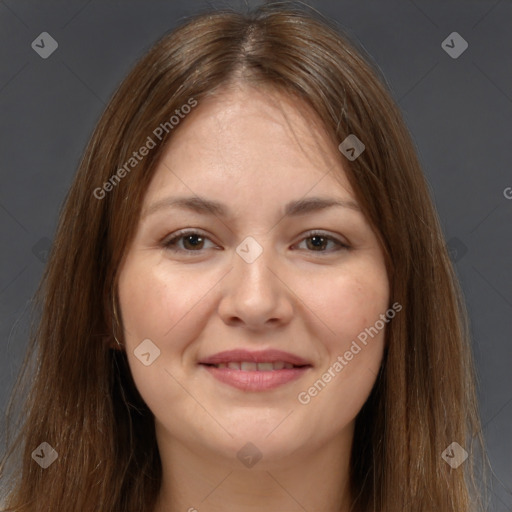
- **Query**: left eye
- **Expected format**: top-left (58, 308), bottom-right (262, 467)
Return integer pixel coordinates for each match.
top-left (294, 232), bottom-right (349, 252)
top-left (162, 230), bottom-right (349, 254)
top-left (163, 231), bottom-right (216, 252)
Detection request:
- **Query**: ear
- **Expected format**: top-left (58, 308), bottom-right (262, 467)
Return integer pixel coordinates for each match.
top-left (102, 288), bottom-right (125, 351)
top-left (105, 334), bottom-right (124, 351)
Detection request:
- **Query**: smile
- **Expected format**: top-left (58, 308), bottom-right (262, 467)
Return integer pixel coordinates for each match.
top-left (208, 361), bottom-right (297, 370)
top-left (198, 349), bottom-right (313, 391)
top-left (199, 364), bottom-right (312, 392)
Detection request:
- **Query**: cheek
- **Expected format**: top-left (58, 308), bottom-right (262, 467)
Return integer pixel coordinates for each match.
top-left (297, 259), bottom-right (389, 351)
top-left (294, 263), bottom-right (389, 422)
top-left (118, 255), bottom-right (216, 344)
top-left (117, 256), bottom-right (217, 429)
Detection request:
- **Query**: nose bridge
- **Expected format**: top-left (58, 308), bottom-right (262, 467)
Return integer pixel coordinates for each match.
top-left (217, 234), bottom-right (292, 326)
top-left (233, 234), bottom-right (276, 294)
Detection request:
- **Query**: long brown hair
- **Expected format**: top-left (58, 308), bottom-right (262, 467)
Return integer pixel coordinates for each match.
top-left (0, 2), bottom-right (488, 510)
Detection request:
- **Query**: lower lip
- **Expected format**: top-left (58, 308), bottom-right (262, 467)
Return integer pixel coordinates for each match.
top-left (200, 364), bottom-right (311, 391)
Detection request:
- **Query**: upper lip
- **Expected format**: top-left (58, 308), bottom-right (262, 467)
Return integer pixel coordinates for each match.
top-left (199, 349), bottom-right (312, 367)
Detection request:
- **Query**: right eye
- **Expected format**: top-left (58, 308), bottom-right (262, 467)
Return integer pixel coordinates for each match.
top-left (163, 229), bottom-right (218, 254)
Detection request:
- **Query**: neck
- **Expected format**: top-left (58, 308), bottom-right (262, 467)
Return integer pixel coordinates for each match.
top-left (153, 422), bottom-right (354, 512)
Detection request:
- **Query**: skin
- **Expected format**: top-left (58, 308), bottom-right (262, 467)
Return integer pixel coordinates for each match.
top-left (117, 83), bottom-right (390, 512)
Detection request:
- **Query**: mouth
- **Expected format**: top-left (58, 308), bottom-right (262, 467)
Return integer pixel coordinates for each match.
top-left (203, 361), bottom-right (303, 370)
top-left (198, 349), bottom-right (313, 391)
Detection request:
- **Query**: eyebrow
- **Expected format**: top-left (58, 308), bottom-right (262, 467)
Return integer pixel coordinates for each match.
top-left (142, 195), bottom-right (361, 220)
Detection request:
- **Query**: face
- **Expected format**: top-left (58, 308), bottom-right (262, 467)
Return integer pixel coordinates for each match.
top-left (117, 84), bottom-right (390, 469)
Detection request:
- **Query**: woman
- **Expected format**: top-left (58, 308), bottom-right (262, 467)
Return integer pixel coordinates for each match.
top-left (0, 2), bottom-right (488, 511)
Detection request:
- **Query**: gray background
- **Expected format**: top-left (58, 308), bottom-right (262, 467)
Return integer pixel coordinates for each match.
top-left (0, 0), bottom-right (511, 509)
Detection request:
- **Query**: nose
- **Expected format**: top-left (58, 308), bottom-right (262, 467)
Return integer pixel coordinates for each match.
top-left (217, 238), bottom-right (294, 330)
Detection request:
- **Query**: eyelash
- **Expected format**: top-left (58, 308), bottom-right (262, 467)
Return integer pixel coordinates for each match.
top-left (162, 229), bottom-right (350, 255)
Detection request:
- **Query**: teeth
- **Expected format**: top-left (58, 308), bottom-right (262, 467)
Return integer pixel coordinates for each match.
top-left (213, 361), bottom-right (298, 371)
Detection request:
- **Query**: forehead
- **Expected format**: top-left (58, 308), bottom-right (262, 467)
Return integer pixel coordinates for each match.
top-left (145, 84), bottom-right (354, 205)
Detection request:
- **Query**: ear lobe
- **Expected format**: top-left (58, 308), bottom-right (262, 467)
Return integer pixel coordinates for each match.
top-left (104, 334), bottom-right (123, 351)
top-left (104, 291), bottom-right (124, 350)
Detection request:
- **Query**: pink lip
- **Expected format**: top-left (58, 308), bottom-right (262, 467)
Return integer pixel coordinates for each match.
top-left (198, 349), bottom-right (311, 366)
top-left (201, 365), bottom-right (311, 391)
top-left (198, 349), bottom-right (312, 392)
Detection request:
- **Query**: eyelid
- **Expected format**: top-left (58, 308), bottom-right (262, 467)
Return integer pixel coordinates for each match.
top-left (295, 230), bottom-right (350, 251)
top-left (162, 229), bottom-right (350, 254)
top-left (163, 228), bottom-right (218, 252)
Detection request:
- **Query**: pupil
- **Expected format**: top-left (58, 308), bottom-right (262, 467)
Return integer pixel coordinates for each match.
top-left (182, 235), bottom-right (328, 251)
top-left (185, 235), bottom-right (203, 249)
top-left (309, 236), bottom-right (326, 250)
